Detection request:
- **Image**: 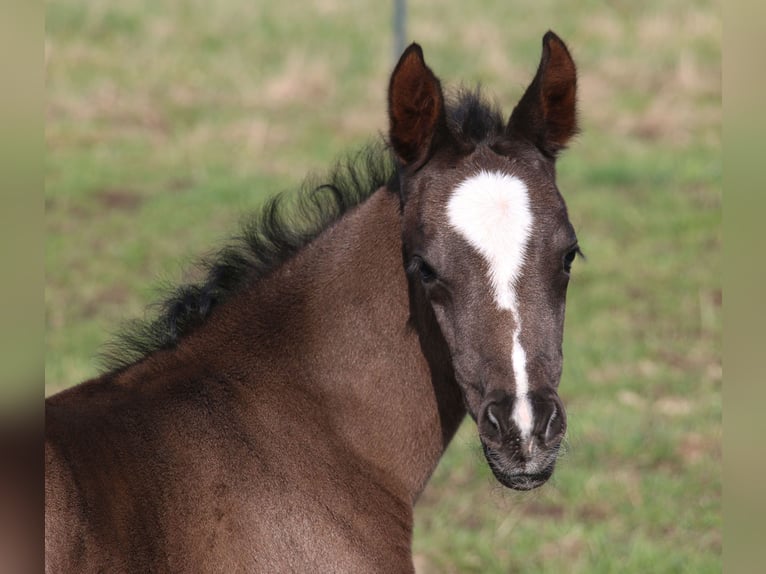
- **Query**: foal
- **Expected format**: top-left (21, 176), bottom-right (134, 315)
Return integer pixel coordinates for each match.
top-left (46, 31), bottom-right (580, 572)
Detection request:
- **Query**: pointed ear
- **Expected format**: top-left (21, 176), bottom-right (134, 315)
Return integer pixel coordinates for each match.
top-left (388, 43), bottom-right (447, 166)
top-left (507, 31), bottom-right (578, 158)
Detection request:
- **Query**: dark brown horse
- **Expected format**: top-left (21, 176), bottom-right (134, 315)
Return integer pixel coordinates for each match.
top-left (46, 32), bottom-right (580, 572)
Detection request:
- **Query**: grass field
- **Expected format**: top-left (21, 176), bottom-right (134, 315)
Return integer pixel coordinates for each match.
top-left (45, 0), bottom-right (721, 571)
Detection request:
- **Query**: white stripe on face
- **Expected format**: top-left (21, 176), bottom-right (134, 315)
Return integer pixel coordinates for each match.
top-left (447, 170), bottom-right (535, 439)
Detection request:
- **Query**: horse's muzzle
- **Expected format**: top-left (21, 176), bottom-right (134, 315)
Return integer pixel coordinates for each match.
top-left (477, 389), bottom-right (566, 490)
top-left (482, 443), bottom-right (557, 490)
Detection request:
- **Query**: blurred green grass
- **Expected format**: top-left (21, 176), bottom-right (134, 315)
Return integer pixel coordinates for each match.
top-left (45, 1), bottom-right (720, 571)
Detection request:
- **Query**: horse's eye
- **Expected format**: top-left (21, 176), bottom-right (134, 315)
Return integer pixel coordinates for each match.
top-left (563, 246), bottom-right (580, 274)
top-left (408, 256), bottom-right (438, 285)
top-left (418, 260), bottom-right (437, 284)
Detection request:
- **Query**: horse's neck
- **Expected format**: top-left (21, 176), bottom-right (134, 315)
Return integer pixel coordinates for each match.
top-left (241, 187), bottom-right (465, 501)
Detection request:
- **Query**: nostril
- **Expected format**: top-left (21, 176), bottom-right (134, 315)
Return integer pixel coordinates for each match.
top-left (479, 398), bottom-right (509, 441)
top-left (544, 404), bottom-right (558, 444)
top-left (487, 406), bottom-right (500, 432)
top-left (543, 402), bottom-right (566, 445)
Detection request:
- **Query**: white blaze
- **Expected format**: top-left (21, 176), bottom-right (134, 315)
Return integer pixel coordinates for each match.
top-left (447, 170), bottom-right (535, 439)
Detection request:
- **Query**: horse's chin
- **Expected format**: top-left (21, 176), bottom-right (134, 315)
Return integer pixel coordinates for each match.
top-left (482, 444), bottom-right (555, 491)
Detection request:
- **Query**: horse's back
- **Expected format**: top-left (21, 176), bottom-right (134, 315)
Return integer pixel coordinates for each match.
top-left (45, 432), bottom-right (101, 573)
top-left (46, 379), bottom-right (145, 572)
top-left (45, 371), bottom-right (415, 573)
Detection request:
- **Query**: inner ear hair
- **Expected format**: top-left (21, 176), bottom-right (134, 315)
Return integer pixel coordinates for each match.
top-left (507, 31), bottom-right (578, 158)
top-left (388, 43), bottom-right (448, 166)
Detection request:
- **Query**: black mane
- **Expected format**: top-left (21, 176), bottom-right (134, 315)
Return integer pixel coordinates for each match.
top-left (446, 86), bottom-right (506, 146)
top-left (102, 88), bottom-right (503, 373)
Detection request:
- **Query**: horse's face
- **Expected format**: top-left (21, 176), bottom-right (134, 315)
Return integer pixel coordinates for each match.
top-left (389, 33), bottom-right (579, 490)
top-left (403, 146), bottom-right (578, 491)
